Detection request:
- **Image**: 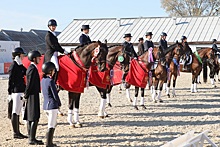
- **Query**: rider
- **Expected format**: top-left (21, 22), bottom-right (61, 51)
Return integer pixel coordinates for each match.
top-left (212, 39), bottom-right (219, 53)
top-left (159, 32), bottom-right (168, 53)
top-left (181, 36), bottom-right (192, 70)
top-left (79, 25), bottom-right (92, 46)
top-left (44, 19), bottom-right (69, 84)
top-left (144, 32), bottom-right (154, 52)
top-left (137, 37), bottom-right (144, 56)
top-left (8, 47), bottom-right (28, 139)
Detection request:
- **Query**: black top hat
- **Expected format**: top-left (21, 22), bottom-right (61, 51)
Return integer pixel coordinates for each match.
top-left (123, 33), bottom-right (132, 38)
top-left (145, 32), bottom-right (153, 36)
top-left (138, 37), bottom-right (144, 41)
top-left (81, 25), bottom-right (90, 31)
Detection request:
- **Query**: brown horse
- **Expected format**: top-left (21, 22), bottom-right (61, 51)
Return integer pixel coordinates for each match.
top-left (66, 41), bottom-right (108, 127)
top-left (181, 46), bottom-right (215, 92)
top-left (164, 42), bottom-right (184, 98)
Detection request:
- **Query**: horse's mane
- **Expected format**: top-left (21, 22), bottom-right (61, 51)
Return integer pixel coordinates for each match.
top-left (107, 45), bottom-right (123, 57)
top-left (74, 41), bottom-right (97, 50)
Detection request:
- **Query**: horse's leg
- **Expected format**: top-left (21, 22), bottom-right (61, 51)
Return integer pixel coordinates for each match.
top-left (125, 83), bottom-right (132, 102)
top-left (156, 79), bottom-right (163, 103)
top-left (73, 93), bottom-right (82, 127)
top-left (133, 87), bottom-right (139, 110)
top-left (166, 72), bottom-right (172, 98)
top-left (106, 86), bottom-right (113, 107)
top-left (172, 73), bottom-right (177, 97)
top-left (96, 87), bottom-right (108, 118)
top-left (140, 88), bottom-right (147, 109)
top-left (151, 77), bottom-right (157, 103)
top-left (67, 92), bottom-right (75, 126)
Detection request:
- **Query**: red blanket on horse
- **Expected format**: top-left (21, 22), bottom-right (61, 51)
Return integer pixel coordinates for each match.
top-left (111, 61), bottom-right (123, 85)
top-left (89, 61), bottom-right (111, 89)
top-left (22, 55), bottom-right (87, 93)
top-left (57, 55), bottom-right (86, 93)
top-left (125, 59), bottom-right (148, 88)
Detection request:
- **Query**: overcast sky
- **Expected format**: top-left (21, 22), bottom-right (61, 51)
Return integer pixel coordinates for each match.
top-left (0, 0), bottom-right (167, 32)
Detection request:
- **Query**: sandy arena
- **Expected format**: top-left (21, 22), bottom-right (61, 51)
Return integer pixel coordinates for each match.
top-left (0, 72), bottom-right (220, 147)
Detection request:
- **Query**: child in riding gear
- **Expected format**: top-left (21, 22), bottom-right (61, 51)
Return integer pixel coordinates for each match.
top-left (181, 36), bottom-right (192, 70)
top-left (44, 19), bottom-right (69, 83)
top-left (212, 39), bottom-right (219, 53)
top-left (8, 47), bottom-right (28, 139)
top-left (159, 32), bottom-right (168, 53)
top-left (24, 51), bottom-right (44, 145)
top-left (144, 32), bottom-right (154, 52)
top-left (41, 62), bottom-right (61, 147)
top-left (137, 37), bottom-right (144, 56)
top-left (79, 25), bottom-right (92, 46)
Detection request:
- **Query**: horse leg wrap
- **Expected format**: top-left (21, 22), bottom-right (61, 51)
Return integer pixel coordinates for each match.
top-left (106, 93), bottom-right (110, 104)
top-left (157, 90), bottom-right (162, 100)
top-left (67, 109), bottom-right (73, 125)
top-left (73, 108), bottom-right (79, 123)
top-left (98, 99), bottom-right (106, 117)
top-left (210, 78), bottom-right (216, 87)
top-left (140, 97), bottom-right (144, 106)
top-left (163, 83), bottom-right (167, 91)
top-left (151, 86), bottom-right (156, 101)
top-left (172, 87), bottom-right (176, 96)
top-left (126, 88), bottom-right (132, 102)
top-left (166, 87), bottom-right (170, 95)
top-left (133, 97), bottom-right (137, 106)
top-left (191, 84), bottom-right (194, 93)
top-left (194, 83), bottom-right (197, 92)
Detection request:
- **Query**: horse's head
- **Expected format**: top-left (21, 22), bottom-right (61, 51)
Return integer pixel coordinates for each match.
top-left (173, 41), bottom-right (184, 56)
top-left (107, 45), bottom-right (130, 73)
top-left (205, 48), bottom-right (215, 59)
top-left (92, 40), bottom-right (108, 72)
top-left (153, 47), bottom-right (163, 61)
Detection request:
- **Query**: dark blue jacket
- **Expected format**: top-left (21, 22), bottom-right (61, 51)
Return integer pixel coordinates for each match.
top-left (212, 44), bottom-right (219, 53)
top-left (144, 40), bottom-right (154, 51)
top-left (41, 77), bottom-right (61, 110)
top-left (122, 41), bottom-right (138, 58)
top-left (79, 34), bottom-right (91, 45)
top-left (159, 39), bottom-right (167, 51)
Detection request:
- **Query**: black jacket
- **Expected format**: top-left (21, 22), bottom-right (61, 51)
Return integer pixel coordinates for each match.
top-left (24, 64), bottom-right (41, 121)
top-left (144, 40), bottom-right (154, 51)
top-left (44, 31), bottom-right (64, 63)
top-left (212, 44), bottom-right (219, 53)
top-left (159, 39), bottom-right (168, 51)
top-left (137, 43), bottom-right (144, 56)
top-left (41, 77), bottom-right (61, 110)
top-left (122, 41), bottom-right (138, 58)
top-left (79, 34), bottom-right (91, 46)
top-left (183, 42), bottom-right (192, 55)
top-left (8, 61), bottom-right (26, 95)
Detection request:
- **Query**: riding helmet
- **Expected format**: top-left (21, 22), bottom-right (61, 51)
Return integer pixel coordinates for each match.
top-left (161, 32), bottom-right (167, 36)
top-left (28, 50), bottom-right (41, 61)
top-left (212, 39), bottom-right (217, 43)
top-left (48, 19), bottom-right (57, 26)
top-left (12, 47), bottom-right (26, 57)
top-left (181, 36), bottom-right (187, 41)
top-left (42, 62), bottom-right (56, 74)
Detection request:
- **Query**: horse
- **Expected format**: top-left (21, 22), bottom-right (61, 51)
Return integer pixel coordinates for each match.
top-left (62, 41), bottom-right (108, 127)
top-left (164, 42), bottom-right (184, 98)
top-left (181, 45), bottom-right (215, 92)
top-left (124, 47), bottom-right (163, 110)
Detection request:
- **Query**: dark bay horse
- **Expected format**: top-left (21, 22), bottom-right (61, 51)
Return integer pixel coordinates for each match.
top-left (164, 42), bottom-right (184, 98)
top-left (181, 45), bottom-right (215, 92)
top-left (66, 41), bottom-right (108, 127)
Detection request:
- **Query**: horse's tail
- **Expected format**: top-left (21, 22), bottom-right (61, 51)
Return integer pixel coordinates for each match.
top-left (203, 60), bottom-right (207, 83)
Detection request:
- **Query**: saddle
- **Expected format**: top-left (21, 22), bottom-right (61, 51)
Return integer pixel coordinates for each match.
top-left (180, 55), bottom-right (192, 65)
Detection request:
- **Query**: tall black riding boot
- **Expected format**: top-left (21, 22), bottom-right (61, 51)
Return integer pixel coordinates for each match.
top-left (11, 113), bottom-right (28, 139)
top-left (29, 121), bottom-right (44, 145)
top-left (46, 128), bottom-right (56, 147)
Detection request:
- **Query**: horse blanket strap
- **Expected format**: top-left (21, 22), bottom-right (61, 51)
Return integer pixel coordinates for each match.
top-left (172, 58), bottom-right (179, 66)
top-left (148, 47), bottom-right (154, 63)
top-left (110, 69), bottom-right (114, 85)
top-left (194, 51), bottom-right (202, 64)
top-left (86, 70), bottom-right (90, 89)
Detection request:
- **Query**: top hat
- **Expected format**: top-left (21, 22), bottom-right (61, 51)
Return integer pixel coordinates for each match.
top-left (123, 33), bottom-right (132, 38)
top-left (81, 25), bottom-right (90, 31)
top-left (138, 37), bottom-right (144, 41)
top-left (145, 32), bottom-right (153, 36)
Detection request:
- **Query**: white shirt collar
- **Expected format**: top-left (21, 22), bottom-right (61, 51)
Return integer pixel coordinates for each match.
top-left (82, 32), bottom-right (89, 36)
top-left (124, 40), bottom-right (131, 43)
top-left (49, 30), bottom-right (56, 36)
top-left (146, 38), bottom-right (151, 41)
top-left (31, 62), bottom-right (38, 69)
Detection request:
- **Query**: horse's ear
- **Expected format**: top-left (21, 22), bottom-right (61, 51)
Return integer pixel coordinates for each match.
top-left (97, 40), bottom-right (102, 45)
top-left (176, 40), bottom-right (178, 44)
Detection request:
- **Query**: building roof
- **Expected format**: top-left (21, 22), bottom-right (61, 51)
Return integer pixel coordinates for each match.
top-left (31, 29), bottom-right (61, 41)
top-left (58, 16), bottom-right (220, 45)
top-left (0, 32), bottom-right (11, 41)
top-left (1, 30), bottom-right (46, 54)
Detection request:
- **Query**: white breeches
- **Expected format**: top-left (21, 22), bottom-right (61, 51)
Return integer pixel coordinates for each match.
top-left (50, 52), bottom-right (59, 71)
top-left (12, 93), bottom-right (24, 115)
top-left (45, 109), bottom-right (58, 128)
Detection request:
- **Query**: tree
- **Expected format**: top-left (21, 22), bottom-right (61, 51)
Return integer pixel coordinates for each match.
top-left (161, 0), bottom-right (220, 16)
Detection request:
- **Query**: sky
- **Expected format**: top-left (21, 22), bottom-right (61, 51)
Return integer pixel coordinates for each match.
top-left (0, 0), bottom-right (167, 32)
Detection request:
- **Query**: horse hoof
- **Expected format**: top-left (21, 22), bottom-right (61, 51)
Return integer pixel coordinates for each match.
top-left (141, 105), bottom-right (147, 109)
top-left (159, 99), bottom-right (163, 103)
top-left (167, 94), bottom-right (170, 98)
top-left (218, 79), bottom-right (220, 82)
top-left (154, 100), bottom-right (157, 103)
top-left (107, 103), bottom-right (112, 107)
top-left (98, 116), bottom-right (105, 119)
top-left (74, 123), bottom-right (82, 128)
top-left (58, 113), bottom-right (64, 117)
top-left (128, 99), bottom-right (133, 103)
top-left (172, 94), bottom-right (176, 97)
top-left (134, 106), bottom-right (138, 110)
